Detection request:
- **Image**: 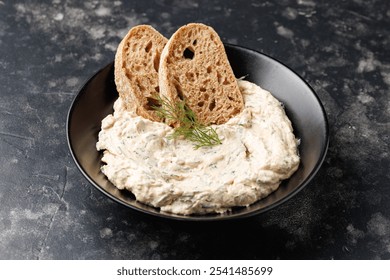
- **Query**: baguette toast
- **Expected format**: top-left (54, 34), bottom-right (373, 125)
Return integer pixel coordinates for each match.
top-left (114, 25), bottom-right (168, 122)
top-left (159, 23), bottom-right (244, 125)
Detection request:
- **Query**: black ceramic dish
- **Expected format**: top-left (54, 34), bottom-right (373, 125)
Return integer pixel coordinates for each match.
top-left (67, 44), bottom-right (329, 221)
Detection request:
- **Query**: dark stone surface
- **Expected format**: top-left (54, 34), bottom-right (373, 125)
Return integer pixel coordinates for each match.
top-left (0, 0), bottom-right (389, 259)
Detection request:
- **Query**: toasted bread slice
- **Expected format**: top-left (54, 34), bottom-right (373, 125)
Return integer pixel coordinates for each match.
top-left (114, 25), bottom-right (168, 121)
top-left (159, 23), bottom-right (243, 125)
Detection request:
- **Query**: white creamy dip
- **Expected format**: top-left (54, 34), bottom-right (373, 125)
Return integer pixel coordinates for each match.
top-left (96, 80), bottom-right (300, 215)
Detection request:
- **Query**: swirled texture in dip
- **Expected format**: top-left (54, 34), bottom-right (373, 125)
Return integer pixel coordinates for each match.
top-left (96, 80), bottom-right (300, 215)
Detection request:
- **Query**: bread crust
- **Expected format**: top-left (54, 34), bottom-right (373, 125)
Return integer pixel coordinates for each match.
top-left (114, 25), bottom-right (168, 122)
top-left (159, 23), bottom-right (243, 125)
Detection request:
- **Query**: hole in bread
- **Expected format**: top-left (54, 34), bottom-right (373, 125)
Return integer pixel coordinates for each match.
top-left (183, 47), bottom-right (195, 60)
top-left (125, 70), bottom-right (132, 79)
top-left (175, 83), bottom-right (184, 100)
top-left (209, 99), bottom-right (216, 111)
top-left (155, 86), bottom-right (160, 93)
top-left (186, 72), bottom-right (196, 82)
top-left (153, 53), bottom-right (161, 73)
top-left (217, 73), bottom-right (222, 84)
top-left (223, 78), bottom-right (230, 85)
top-left (200, 87), bottom-right (206, 92)
top-left (145, 41), bottom-right (152, 53)
top-left (198, 101), bottom-right (204, 107)
top-left (136, 79), bottom-right (145, 91)
top-left (134, 65), bottom-right (141, 72)
top-left (193, 39), bottom-right (197, 46)
top-left (206, 66), bottom-right (212, 73)
top-left (145, 97), bottom-right (160, 110)
top-left (204, 93), bottom-right (209, 101)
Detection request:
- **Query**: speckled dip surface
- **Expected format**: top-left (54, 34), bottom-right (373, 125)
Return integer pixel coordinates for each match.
top-left (0, 0), bottom-right (389, 259)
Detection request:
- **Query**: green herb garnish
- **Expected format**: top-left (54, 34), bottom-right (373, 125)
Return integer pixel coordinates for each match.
top-left (152, 95), bottom-right (222, 149)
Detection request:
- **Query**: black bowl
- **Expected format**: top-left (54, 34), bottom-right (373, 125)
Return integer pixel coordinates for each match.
top-left (67, 44), bottom-right (329, 221)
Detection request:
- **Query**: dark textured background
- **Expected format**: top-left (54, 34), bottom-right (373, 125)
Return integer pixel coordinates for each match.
top-left (0, 0), bottom-right (389, 259)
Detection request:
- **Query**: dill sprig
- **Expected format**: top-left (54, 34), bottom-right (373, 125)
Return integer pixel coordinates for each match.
top-left (151, 94), bottom-right (222, 149)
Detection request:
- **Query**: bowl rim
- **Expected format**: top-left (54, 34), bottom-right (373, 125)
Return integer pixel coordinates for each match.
top-left (66, 43), bottom-right (329, 222)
